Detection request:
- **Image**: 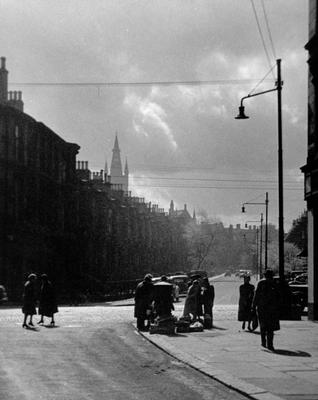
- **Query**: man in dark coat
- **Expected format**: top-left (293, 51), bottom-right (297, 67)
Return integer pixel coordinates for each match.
top-left (238, 275), bottom-right (255, 330)
top-left (153, 276), bottom-right (174, 317)
top-left (38, 274), bottom-right (58, 326)
top-left (201, 278), bottom-right (215, 328)
top-left (134, 274), bottom-right (154, 331)
top-left (22, 273), bottom-right (37, 328)
top-left (252, 269), bottom-right (280, 350)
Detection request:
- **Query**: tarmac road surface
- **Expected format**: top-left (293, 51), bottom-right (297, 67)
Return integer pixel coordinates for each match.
top-left (0, 306), bottom-right (249, 400)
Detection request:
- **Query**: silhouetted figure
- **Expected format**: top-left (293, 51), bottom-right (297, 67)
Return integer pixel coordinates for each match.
top-left (134, 274), bottom-right (154, 331)
top-left (252, 269), bottom-right (280, 351)
top-left (183, 280), bottom-right (201, 320)
top-left (22, 274), bottom-right (37, 328)
top-left (153, 276), bottom-right (174, 317)
top-left (201, 278), bottom-right (215, 328)
top-left (38, 274), bottom-right (58, 326)
top-left (238, 275), bottom-right (255, 330)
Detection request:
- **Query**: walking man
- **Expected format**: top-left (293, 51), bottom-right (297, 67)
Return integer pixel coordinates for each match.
top-left (252, 269), bottom-right (280, 351)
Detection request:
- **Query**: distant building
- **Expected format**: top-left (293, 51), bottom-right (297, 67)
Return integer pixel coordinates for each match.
top-left (107, 135), bottom-right (129, 193)
top-left (301, 1), bottom-right (318, 320)
top-left (169, 200), bottom-right (194, 224)
top-left (0, 57), bottom-right (24, 112)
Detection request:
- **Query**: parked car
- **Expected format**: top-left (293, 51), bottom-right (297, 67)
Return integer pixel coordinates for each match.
top-left (289, 282), bottom-right (308, 311)
top-left (289, 273), bottom-right (308, 285)
top-left (188, 270), bottom-right (208, 280)
top-left (168, 275), bottom-right (189, 295)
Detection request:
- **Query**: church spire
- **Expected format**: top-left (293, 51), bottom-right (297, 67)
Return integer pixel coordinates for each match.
top-left (110, 133), bottom-right (123, 177)
top-left (109, 133), bottom-right (129, 192)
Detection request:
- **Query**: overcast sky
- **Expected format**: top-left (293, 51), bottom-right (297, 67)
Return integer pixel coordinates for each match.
top-left (1, 0), bottom-right (308, 230)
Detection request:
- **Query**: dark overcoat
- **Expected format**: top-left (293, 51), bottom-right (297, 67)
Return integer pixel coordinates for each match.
top-left (183, 283), bottom-right (200, 318)
top-left (153, 281), bottom-right (174, 316)
top-left (22, 280), bottom-right (37, 316)
top-left (201, 285), bottom-right (215, 316)
top-left (39, 281), bottom-right (58, 317)
top-left (238, 282), bottom-right (255, 321)
top-left (134, 280), bottom-right (154, 319)
top-left (252, 279), bottom-right (280, 331)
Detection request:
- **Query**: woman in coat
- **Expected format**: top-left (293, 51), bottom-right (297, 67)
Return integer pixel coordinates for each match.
top-left (238, 275), bottom-right (255, 330)
top-left (252, 269), bottom-right (280, 350)
top-left (22, 273), bottom-right (37, 328)
top-left (183, 280), bottom-right (201, 320)
top-left (38, 274), bottom-right (58, 326)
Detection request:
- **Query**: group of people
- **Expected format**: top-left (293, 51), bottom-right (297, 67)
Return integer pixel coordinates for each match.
top-left (134, 274), bottom-right (215, 331)
top-left (134, 274), bottom-right (174, 331)
top-left (135, 269), bottom-right (281, 351)
top-left (238, 269), bottom-right (280, 351)
top-left (22, 273), bottom-right (58, 328)
top-left (182, 278), bottom-right (215, 327)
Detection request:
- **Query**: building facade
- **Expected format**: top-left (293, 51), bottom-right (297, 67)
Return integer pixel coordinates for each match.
top-left (302, 1), bottom-right (318, 320)
top-left (0, 103), bottom-right (80, 299)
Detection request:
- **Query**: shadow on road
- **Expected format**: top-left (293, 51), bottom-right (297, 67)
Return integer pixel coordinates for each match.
top-left (212, 325), bottom-right (227, 331)
top-left (273, 349), bottom-right (311, 357)
top-left (43, 324), bottom-right (60, 329)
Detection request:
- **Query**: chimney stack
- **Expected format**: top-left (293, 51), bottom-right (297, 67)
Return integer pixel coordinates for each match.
top-left (0, 56), bottom-right (8, 104)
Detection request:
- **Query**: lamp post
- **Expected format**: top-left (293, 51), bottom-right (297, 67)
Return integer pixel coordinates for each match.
top-left (245, 215), bottom-right (263, 278)
top-left (236, 59), bottom-right (284, 282)
top-left (242, 192), bottom-right (269, 271)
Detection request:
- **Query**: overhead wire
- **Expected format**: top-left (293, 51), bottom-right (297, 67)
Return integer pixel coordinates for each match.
top-left (248, 63), bottom-right (276, 96)
top-left (10, 78), bottom-right (272, 88)
top-left (131, 175), bottom-right (302, 185)
top-left (261, 0), bottom-right (277, 60)
top-left (250, 0), bottom-right (275, 78)
top-left (131, 183), bottom-right (302, 191)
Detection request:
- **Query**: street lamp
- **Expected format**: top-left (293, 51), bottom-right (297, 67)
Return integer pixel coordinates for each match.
top-left (236, 59), bottom-right (284, 282)
top-left (245, 215), bottom-right (263, 279)
top-left (242, 192), bottom-right (269, 271)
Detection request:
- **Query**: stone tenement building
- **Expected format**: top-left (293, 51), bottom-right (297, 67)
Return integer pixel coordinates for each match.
top-left (0, 58), bottom-right (190, 301)
top-left (0, 104), bottom-right (80, 299)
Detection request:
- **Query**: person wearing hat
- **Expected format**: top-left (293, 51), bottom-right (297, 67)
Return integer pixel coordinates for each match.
top-left (134, 274), bottom-right (154, 331)
top-left (252, 269), bottom-right (280, 350)
top-left (38, 274), bottom-right (58, 326)
top-left (22, 273), bottom-right (37, 328)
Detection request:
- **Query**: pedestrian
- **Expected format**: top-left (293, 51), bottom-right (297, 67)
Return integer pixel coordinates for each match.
top-left (134, 274), bottom-right (154, 331)
top-left (153, 275), bottom-right (174, 317)
top-left (183, 279), bottom-right (201, 321)
top-left (22, 273), bottom-right (37, 328)
top-left (38, 274), bottom-right (58, 326)
top-left (252, 269), bottom-right (280, 351)
top-left (238, 274), bottom-right (255, 330)
top-left (201, 277), bottom-right (215, 328)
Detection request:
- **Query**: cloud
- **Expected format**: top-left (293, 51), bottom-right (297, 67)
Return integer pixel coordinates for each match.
top-left (124, 91), bottom-right (178, 150)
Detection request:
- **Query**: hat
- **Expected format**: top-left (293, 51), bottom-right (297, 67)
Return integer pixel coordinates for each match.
top-left (27, 273), bottom-right (36, 280)
top-left (264, 269), bottom-right (273, 278)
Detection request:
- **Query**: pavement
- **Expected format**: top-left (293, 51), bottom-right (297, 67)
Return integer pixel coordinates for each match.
top-left (130, 301), bottom-right (318, 400)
